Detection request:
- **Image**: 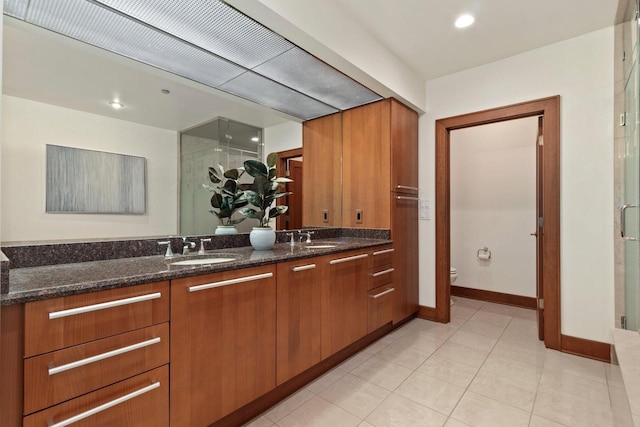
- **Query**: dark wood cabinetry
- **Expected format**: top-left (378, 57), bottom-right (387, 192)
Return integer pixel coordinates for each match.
top-left (170, 265), bottom-right (277, 427)
top-left (391, 196), bottom-right (420, 323)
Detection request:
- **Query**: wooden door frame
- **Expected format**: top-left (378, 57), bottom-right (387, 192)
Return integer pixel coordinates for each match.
top-left (435, 96), bottom-right (561, 350)
top-left (274, 148), bottom-right (303, 230)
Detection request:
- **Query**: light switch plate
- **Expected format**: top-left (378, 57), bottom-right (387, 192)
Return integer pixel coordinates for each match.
top-left (420, 199), bottom-right (431, 220)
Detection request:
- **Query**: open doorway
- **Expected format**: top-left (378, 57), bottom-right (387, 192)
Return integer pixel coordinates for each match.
top-left (275, 148), bottom-right (303, 230)
top-left (434, 96), bottom-right (561, 350)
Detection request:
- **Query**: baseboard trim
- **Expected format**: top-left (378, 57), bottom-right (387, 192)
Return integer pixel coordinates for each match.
top-left (451, 286), bottom-right (536, 309)
top-left (417, 305), bottom-right (439, 322)
top-left (561, 334), bottom-right (611, 363)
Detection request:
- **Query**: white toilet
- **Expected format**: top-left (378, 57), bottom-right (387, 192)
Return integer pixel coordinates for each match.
top-left (450, 267), bottom-right (457, 306)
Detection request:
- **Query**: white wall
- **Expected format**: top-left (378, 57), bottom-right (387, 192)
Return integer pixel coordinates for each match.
top-left (420, 27), bottom-right (614, 343)
top-left (263, 121), bottom-right (302, 158)
top-left (450, 117), bottom-right (537, 297)
top-left (1, 95), bottom-right (179, 241)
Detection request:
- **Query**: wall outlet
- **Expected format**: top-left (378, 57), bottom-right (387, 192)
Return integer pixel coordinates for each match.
top-left (323, 209), bottom-right (329, 223)
top-left (356, 209), bottom-right (363, 224)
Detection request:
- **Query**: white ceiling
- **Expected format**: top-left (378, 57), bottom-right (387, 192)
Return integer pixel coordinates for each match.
top-left (336, 0), bottom-right (619, 80)
top-left (2, 18), bottom-right (295, 132)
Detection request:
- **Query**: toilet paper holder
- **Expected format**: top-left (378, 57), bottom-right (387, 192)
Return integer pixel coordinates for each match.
top-left (477, 247), bottom-right (492, 260)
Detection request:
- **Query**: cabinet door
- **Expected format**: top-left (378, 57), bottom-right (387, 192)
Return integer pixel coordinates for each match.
top-left (323, 251), bottom-right (369, 357)
top-left (342, 100), bottom-right (391, 228)
top-left (170, 266), bottom-right (277, 427)
top-left (391, 195), bottom-right (419, 323)
top-left (276, 258), bottom-right (326, 384)
top-left (391, 99), bottom-right (419, 194)
top-left (303, 112), bottom-right (343, 227)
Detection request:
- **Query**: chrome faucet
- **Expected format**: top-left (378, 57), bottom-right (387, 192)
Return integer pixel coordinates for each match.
top-left (298, 230), bottom-right (315, 244)
top-left (286, 232), bottom-right (295, 247)
top-left (198, 238), bottom-right (212, 255)
top-left (158, 240), bottom-right (174, 259)
top-left (182, 237), bottom-right (196, 255)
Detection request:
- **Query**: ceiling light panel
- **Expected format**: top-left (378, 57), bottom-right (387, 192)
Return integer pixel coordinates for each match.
top-left (253, 47), bottom-right (381, 110)
top-left (219, 72), bottom-right (339, 120)
top-left (93, 0), bottom-right (295, 69)
top-left (4, 0), bottom-right (29, 19)
top-left (24, 0), bottom-right (245, 88)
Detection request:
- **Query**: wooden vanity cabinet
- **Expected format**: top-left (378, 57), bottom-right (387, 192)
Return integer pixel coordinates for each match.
top-left (322, 250), bottom-right (370, 357)
top-left (170, 265), bottom-right (277, 427)
top-left (276, 257), bottom-right (327, 384)
top-left (391, 195), bottom-right (420, 323)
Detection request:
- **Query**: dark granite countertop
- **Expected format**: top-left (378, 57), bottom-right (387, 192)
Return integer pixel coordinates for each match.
top-left (1, 237), bottom-right (392, 305)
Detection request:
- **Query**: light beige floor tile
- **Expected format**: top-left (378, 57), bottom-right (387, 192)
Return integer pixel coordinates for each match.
top-left (537, 370), bottom-right (610, 403)
top-left (605, 363), bottom-right (626, 389)
top-left (633, 413), bottom-right (640, 426)
top-left (444, 418), bottom-right (472, 427)
top-left (451, 297), bottom-right (485, 310)
top-left (533, 385), bottom-right (615, 427)
top-left (358, 422), bottom-right (376, 427)
top-left (376, 339), bottom-right (432, 370)
top-left (377, 325), bottom-right (411, 345)
top-left (319, 374), bottom-right (391, 419)
top-left (391, 330), bottom-right (445, 352)
top-left (417, 355), bottom-right (479, 388)
top-left (450, 305), bottom-right (478, 321)
top-left (543, 350), bottom-right (607, 385)
top-left (480, 302), bottom-right (532, 319)
top-left (365, 393), bottom-right (447, 427)
top-left (264, 388), bottom-right (315, 423)
top-left (408, 320), bottom-right (459, 341)
top-left (499, 326), bottom-right (543, 346)
top-left (362, 339), bottom-right (388, 355)
top-left (450, 391), bottom-right (530, 427)
top-left (609, 382), bottom-right (635, 427)
top-left (449, 330), bottom-right (498, 353)
top-left (469, 310), bottom-right (512, 327)
top-left (350, 356), bottom-right (413, 391)
top-left (242, 415), bottom-right (274, 427)
top-left (467, 369), bottom-right (537, 411)
top-left (528, 415), bottom-right (568, 426)
top-left (491, 339), bottom-right (546, 368)
top-left (305, 366), bottom-right (348, 394)
top-left (339, 351), bottom-right (374, 373)
top-left (278, 396), bottom-right (361, 427)
top-left (460, 319), bottom-right (507, 339)
top-left (481, 353), bottom-right (541, 387)
top-left (395, 371), bottom-right (466, 415)
top-left (432, 341), bottom-right (489, 368)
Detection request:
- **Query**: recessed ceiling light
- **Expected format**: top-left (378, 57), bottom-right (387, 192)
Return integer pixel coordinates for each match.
top-left (455, 14), bottom-right (475, 29)
top-left (251, 137), bottom-right (259, 142)
top-left (109, 101), bottom-right (124, 109)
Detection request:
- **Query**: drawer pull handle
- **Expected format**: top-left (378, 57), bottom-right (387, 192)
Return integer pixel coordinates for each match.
top-left (396, 195), bottom-right (420, 201)
top-left (372, 268), bottom-right (395, 277)
top-left (329, 254), bottom-right (368, 265)
top-left (48, 337), bottom-right (161, 376)
top-left (370, 288), bottom-right (396, 299)
top-left (396, 185), bottom-right (420, 191)
top-left (188, 272), bottom-right (273, 292)
top-left (49, 381), bottom-right (160, 427)
top-left (49, 293), bottom-right (162, 320)
top-left (373, 248), bottom-right (394, 256)
top-left (292, 264), bottom-right (316, 272)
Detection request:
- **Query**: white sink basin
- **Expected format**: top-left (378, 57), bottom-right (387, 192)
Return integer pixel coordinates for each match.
top-left (171, 257), bottom-right (236, 266)
top-left (305, 244), bottom-right (338, 249)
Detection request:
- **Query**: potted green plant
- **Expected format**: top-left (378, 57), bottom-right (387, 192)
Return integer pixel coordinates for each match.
top-left (202, 165), bottom-right (248, 235)
top-left (240, 153), bottom-right (292, 250)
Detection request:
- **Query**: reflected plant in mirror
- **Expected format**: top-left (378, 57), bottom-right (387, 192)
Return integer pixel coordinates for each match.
top-left (240, 153), bottom-right (292, 228)
top-left (202, 165), bottom-right (248, 235)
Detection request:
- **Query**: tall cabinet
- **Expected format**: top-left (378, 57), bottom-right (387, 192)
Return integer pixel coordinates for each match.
top-left (303, 98), bottom-right (419, 324)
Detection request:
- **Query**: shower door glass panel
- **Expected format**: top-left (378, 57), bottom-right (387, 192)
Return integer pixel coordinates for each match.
top-left (624, 58), bottom-right (640, 331)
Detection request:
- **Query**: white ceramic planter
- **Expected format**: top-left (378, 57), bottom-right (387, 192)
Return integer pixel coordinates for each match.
top-left (215, 225), bottom-right (238, 235)
top-left (250, 227), bottom-right (276, 251)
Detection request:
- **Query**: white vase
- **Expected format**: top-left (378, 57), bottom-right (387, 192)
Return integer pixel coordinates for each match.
top-left (250, 227), bottom-right (276, 250)
top-left (215, 225), bottom-right (238, 235)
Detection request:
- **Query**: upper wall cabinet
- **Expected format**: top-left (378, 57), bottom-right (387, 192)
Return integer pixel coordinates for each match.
top-left (390, 99), bottom-right (419, 195)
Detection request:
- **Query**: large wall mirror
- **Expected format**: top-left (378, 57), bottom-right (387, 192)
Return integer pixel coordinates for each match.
top-left (1, 17), bottom-right (323, 242)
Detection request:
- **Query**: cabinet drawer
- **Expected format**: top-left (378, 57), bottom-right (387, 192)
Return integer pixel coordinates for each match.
top-left (369, 266), bottom-right (394, 290)
top-left (369, 246), bottom-right (394, 269)
top-left (24, 323), bottom-right (169, 414)
top-left (24, 365), bottom-right (169, 427)
top-left (25, 281), bottom-right (169, 357)
top-left (368, 284), bottom-right (395, 333)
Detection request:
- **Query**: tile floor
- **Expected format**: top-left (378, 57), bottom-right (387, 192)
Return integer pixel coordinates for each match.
top-left (244, 297), bottom-right (630, 427)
